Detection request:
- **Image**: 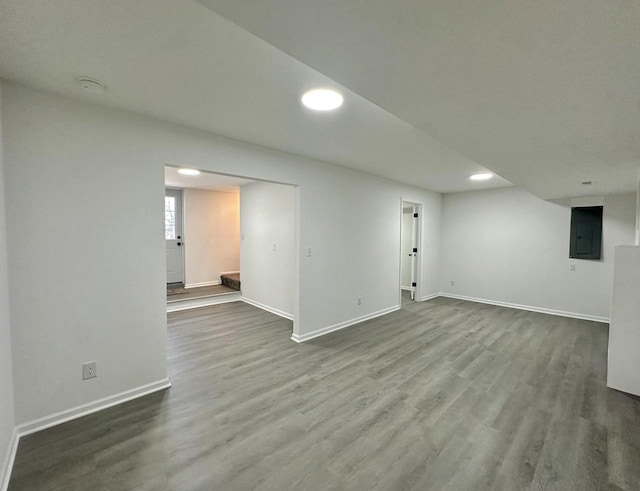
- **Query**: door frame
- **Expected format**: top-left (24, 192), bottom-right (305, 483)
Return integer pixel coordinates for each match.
top-left (399, 199), bottom-right (423, 304)
top-left (165, 187), bottom-right (185, 285)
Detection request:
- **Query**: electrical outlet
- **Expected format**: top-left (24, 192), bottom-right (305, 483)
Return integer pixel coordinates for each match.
top-left (357, 297), bottom-right (362, 305)
top-left (569, 264), bottom-right (576, 271)
top-left (272, 242), bottom-right (277, 251)
top-left (450, 280), bottom-right (455, 286)
top-left (306, 247), bottom-right (312, 257)
top-left (82, 361), bottom-right (97, 380)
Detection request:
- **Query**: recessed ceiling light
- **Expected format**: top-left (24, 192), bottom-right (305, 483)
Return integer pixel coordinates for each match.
top-left (470, 173), bottom-right (493, 181)
top-left (77, 77), bottom-right (105, 94)
top-left (301, 88), bottom-right (343, 111)
top-left (178, 168), bottom-right (200, 176)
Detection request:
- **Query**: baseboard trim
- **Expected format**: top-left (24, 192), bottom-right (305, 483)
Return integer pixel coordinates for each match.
top-left (167, 293), bottom-right (242, 312)
top-left (291, 305), bottom-right (400, 343)
top-left (401, 286), bottom-right (412, 291)
top-left (438, 293), bottom-right (609, 323)
top-left (420, 292), bottom-right (440, 302)
top-left (0, 428), bottom-right (18, 491)
top-left (17, 378), bottom-right (171, 437)
top-left (219, 271), bottom-right (240, 275)
top-left (241, 297), bottom-right (294, 320)
top-left (184, 280), bottom-right (220, 288)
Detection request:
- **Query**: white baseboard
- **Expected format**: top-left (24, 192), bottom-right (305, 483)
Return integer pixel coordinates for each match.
top-left (291, 305), bottom-right (400, 343)
top-left (220, 271), bottom-right (240, 275)
top-left (184, 280), bottom-right (219, 288)
top-left (439, 292), bottom-right (609, 323)
top-left (167, 293), bottom-right (242, 312)
top-left (420, 292), bottom-right (440, 301)
top-left (241, 297), bottom-right (294, 320)
top-left (1, 428), bottom-right (18, 491)
top-left (17, 379), bottom-right (171, 437)
top-left (401, 286), bottom-right (412, 291)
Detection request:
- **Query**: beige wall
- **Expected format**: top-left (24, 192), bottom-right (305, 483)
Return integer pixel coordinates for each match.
top-left (184, 188), bottom-right (240, 287)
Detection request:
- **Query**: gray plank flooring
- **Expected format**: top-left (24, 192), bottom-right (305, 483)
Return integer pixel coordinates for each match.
top-left (167, 284), bottom-right (238, 302)
top-left (8, 294), bottom-right (640, 490)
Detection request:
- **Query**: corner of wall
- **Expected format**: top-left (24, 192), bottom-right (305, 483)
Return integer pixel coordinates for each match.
top-left (0, 80), bottom-right (18, 491)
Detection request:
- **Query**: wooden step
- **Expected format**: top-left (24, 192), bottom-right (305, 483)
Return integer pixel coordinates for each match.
top-left (220, 273), bottom-right (241, 291)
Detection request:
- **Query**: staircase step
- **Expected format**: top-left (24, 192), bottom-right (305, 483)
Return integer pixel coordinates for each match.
top-left (221, 273), bottom-right (241, 291)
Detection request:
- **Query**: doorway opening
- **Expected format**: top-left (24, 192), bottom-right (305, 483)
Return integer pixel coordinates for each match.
top-left (400, 200), bottom-right (422, 303)
top-left (164, 167), bottom-right (251, 308)
top-left (163, 165), bottom-right (299, 326)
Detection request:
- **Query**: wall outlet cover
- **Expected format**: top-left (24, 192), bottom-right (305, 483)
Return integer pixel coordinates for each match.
top-left (82, 361), bottom-right (97, 380)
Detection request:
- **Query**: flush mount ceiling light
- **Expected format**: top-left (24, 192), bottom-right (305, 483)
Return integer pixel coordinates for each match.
top-left (177, 168), bottom-right (200, 176)
top-left (470, 173), bottom-right (493, 181)
top-left (77, 77), bottom-right (105, 94)
top-left (301, 88), bottom-right (344, 111)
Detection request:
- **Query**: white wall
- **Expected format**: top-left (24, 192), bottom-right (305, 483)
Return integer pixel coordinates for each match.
top-left (1, 82), bottom-right (441, 423)
top-left (240, 182), bottom-right (296, 317)
top-left (0, 85), bottom-right (16, 489)
top-left (608, 246), bottom-right (640, 396)
top-left (401, 208), bottom-right (413, 288)
top-left (440, 187), bottom-right (636, 320)
top-left (183, 188), bottom-right (239, 287)
top-left (3, 83), bottom-right (169, 425)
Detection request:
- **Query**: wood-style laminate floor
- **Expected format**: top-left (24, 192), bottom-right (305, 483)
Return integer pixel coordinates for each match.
top-left (167, 284), bottom-right (238, 302)
top-left (9, 295), bottom-right (640, 490)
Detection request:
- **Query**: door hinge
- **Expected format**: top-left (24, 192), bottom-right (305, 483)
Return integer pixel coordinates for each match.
top-left (413, 213), bottom-right (419, 218)
top-left (412, 247), bottom-right (418, 253)
top-left (412, 282), bottom-right (417, 287)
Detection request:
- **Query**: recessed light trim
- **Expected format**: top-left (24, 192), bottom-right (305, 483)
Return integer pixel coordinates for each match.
top-left (301, 88), bottom-right (344, 111)
top-left (470, 173), bottom-right (493, 181)
top-left (177, 168), bottom-right (200, 176)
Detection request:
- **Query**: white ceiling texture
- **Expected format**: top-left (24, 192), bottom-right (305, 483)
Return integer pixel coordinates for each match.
top-left (2, 0), bottom-right (639, 198)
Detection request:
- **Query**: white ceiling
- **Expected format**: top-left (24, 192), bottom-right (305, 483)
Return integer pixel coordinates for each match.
top-left (165, 166), bottom-right (253, 192)
top-left (0, 0), bottom-right (510, 194)
top-left (197, 0), bottom-right (640, 199)
top-left (2, 1), bottom-right (638, 199)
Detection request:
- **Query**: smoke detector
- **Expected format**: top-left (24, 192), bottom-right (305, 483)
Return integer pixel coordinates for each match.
top-left (77, 77), bottom-right (105, 94)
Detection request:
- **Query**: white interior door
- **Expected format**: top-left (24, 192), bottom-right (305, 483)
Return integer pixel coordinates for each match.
top-left (401, 201), bottom-right (421, 301)
top-left (401, 208), bottom-right (414, 288)
top-left (165, 189), bottom-right (184, 284)
top-left (409, 206), bottom-right (418, 300)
